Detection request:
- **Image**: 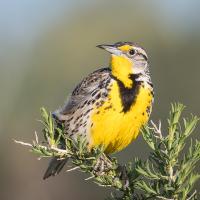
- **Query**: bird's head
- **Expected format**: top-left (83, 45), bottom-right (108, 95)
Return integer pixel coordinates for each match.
top-left (97, 42), bottom-right (149, 88)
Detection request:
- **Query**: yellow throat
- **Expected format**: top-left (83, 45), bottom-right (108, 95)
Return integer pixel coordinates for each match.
top-left (111, 54), bottom-right (133, 88)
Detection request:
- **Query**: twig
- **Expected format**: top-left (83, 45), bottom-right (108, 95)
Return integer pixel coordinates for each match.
top-left (150, 120), bottom-right (163, 139)
top-left (51, 146), bottom-right (69, 154)
top-left (35, 131), bottom-right (39, 144)
top-left (66, 166), bottom-right (80, 172)
top-left (186, 190), bottom-right (197, 200)
top-left (14, 140), bottom-right (32, 147)
top-left (85, 175), bottom-right (95, 181)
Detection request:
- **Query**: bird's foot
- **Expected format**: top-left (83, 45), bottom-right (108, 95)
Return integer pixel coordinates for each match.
top-left (116, 165), bottom-right (130, 189)
top-left (93, 154), bottom-right (113, 175)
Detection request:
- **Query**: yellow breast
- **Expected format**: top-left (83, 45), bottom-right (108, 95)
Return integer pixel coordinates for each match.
top-left (89, 81), bottom-right (153, 153)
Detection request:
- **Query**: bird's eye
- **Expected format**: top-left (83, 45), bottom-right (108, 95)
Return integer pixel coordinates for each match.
top-left (128, 49), bottom-right (135, 56)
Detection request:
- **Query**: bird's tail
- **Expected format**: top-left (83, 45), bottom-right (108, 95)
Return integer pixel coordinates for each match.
top-left (43, 157), bottom-right (68, 180)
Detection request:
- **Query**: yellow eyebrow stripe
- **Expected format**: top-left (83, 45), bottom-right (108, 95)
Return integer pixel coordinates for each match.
top-left (118, 45), bottom-right (133, 51)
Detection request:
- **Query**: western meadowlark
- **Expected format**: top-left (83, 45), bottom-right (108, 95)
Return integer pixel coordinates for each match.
top-left (43, 42), bottom-right (154, 179)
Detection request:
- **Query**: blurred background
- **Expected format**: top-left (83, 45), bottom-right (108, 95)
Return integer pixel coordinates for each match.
top-left (0, 0), bottom-right (200, 199)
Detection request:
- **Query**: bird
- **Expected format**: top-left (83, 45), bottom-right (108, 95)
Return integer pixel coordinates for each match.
top-left (43, 41), bottom-right (154, 179)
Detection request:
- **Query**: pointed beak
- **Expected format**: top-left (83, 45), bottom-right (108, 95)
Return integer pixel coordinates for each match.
top-left (96, 44), bottom-right (121, 55)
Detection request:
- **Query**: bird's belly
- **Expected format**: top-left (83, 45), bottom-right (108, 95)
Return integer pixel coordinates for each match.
top-left (89, 82), bottom-right (153, 153)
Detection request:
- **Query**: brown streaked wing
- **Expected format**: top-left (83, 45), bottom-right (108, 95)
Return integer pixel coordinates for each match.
top-left (59, 67), bottom-right (111, 115)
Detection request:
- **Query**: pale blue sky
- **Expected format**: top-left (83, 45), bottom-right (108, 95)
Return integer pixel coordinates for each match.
top-left (0, 0), bottom-right (199, 44)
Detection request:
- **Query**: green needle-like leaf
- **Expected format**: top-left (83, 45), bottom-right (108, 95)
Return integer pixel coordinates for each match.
top-left (15, 103), bottom-right (200, 200)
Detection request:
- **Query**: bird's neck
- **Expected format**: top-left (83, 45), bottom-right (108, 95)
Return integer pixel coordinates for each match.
top-left (110, 55), bottom-right (133, 88)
